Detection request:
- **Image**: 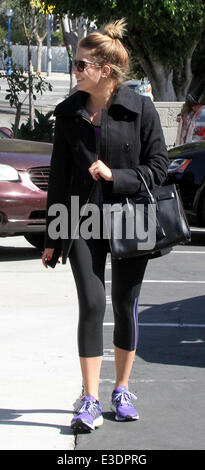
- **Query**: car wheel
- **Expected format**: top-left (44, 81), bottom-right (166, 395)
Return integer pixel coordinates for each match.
top-left (24, 233), bottom-right (45, 251)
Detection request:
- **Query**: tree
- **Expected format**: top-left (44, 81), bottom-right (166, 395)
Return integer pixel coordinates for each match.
top-left (43, 0), bottom-right (205, 101)
top-left (61, 14), bottom-right (89, 92)
top-left (33, 12), bottom-right (47, 73)
top-left (18, 0), bottom-right (50, 127)
top-left (0, 46), bottom-right (52, 136)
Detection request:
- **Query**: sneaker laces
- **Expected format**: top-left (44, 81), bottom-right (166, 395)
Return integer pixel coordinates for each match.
top-left (77, 398), bottom-right (99, 417)
top-left (113, 389), bottom-right (137, 408)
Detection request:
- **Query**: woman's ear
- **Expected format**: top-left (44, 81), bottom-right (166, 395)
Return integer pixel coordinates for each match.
top-left (101, 64), bottom-right (111, 78)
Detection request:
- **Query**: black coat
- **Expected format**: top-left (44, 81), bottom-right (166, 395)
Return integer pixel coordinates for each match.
top-left (45, 85), bottom-right (169, 263)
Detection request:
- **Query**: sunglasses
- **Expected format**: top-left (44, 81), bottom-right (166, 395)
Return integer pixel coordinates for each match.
top-left (73, 59), bottom-right (99, 72)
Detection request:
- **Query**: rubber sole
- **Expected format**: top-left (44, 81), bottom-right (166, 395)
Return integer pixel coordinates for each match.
top-left (110, 404), bottom-right (139, 421)
top-left (71, 415), bottom-right (104, 432)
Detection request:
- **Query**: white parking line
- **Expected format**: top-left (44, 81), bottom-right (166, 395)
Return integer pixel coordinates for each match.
top-left (105, 280), bottom-right (205, 283)
top-left (103, 322), bottom-right (205, 328)
top-left (172, 251), bottom-right (205, 254)
top-left (105, 251), bottom-right (205, 266)
top-left (144, 280), bottom-right (205, 283)
top-left (100, 378), bottom-right (197, 383)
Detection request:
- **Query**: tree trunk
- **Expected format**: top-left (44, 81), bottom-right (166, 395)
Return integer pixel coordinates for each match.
top-left (22, 10), bottom-right (35, 129)
top-left (61, 15), bottom-right (88, 93)
top-left (128, 35), bottom-right (177, 101)
top-left (174, 42), bottom-right (199, 101)
top-left (139, 57), bottom-right (176, 101)
top-left (61, 15), bottom-right (78, 57)
top-left (28, 40), bottom-right (34, 130)
top-left (61, 15), bottom-right (78, 92)
top-left (37, 39), bottom-right (43, 73)
top-left (148, 64), bottom-right (176, 101)
top-left (128, 35), bottom-right (200, 102)
top-left (13, 102), bottom-right (22, 137)
top-left (33, 13), bottom-right (47, 74)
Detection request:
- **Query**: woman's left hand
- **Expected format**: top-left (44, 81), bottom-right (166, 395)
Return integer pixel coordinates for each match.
top-left (89, 160), bottom-right (113, 182)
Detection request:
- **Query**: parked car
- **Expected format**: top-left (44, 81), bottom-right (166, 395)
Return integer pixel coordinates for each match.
top-left (0, 127), bottom-right (13, 139)
top-left (175, 83), bottom-right (205, 146)
top-left (168, 141), bottom-right (205, 226)
top-left (0, 138), bottom-right (52, 249)
top-left (124, 79), bottom-right (153, 101)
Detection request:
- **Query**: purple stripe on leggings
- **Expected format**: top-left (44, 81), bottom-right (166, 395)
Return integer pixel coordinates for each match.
top-left (133, 297), bottom-right (139, 350)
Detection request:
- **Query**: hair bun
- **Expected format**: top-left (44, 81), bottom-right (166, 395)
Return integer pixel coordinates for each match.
top-left (102, 18), bottom-right (127, 40)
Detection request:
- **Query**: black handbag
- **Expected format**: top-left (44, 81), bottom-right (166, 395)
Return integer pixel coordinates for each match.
top-left (103, 167), bottom-right (191, 259)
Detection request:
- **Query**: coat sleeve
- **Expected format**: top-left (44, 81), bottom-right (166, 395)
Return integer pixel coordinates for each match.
top-left (44, 115), bottom-right (72, 249)
top-left (111, 97), bottom-right (170, 195)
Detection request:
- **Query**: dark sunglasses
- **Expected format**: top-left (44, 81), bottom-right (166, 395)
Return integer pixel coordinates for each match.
top-left (73, 59), bottom-right (99, 72)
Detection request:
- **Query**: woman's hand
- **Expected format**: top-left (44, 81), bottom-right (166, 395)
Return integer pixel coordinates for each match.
top-left (42, 248), bottom-right (55, 268)
top-left (89, 160), bottom-right (113, 182)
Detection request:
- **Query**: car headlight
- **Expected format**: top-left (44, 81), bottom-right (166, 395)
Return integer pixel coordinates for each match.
top-left (168, 158), bottom-right (191, 173)
top-left (0, 164), bottom-right (19, 181)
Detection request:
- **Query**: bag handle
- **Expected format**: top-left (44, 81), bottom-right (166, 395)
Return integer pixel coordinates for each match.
top-left (136, 167), bottom-right (165, 235)
top-left (147, 166), bottom-right (155, 189)
top-left (136, 167), bottom-right (156, 204)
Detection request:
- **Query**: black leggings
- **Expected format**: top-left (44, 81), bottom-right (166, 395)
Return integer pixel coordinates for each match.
top-left (69, 236), bottom-right (148, 357)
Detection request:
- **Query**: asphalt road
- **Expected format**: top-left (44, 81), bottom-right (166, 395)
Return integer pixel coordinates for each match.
top-left (75, 232), bottom-right (205, 451)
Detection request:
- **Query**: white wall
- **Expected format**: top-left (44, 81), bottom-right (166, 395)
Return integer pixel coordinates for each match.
top-left (154, 102), bottom-right (184, 149)
top-left (11, 45), bottom-right (70, 73)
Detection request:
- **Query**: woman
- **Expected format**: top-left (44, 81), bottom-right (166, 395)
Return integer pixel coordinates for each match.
top-left (42, 19), bottom-right (169, 432)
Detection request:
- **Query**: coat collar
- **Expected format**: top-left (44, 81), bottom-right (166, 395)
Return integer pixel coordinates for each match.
top-left (54, 84), bottom-right (142, 118)
top-left (111, 84), bottom-right (142, 114)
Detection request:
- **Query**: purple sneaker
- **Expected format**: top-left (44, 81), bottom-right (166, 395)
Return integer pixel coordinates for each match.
top-left (71, 395), bottom-right (103, 431)
top-left (111, 386), bottom-right (139, 421)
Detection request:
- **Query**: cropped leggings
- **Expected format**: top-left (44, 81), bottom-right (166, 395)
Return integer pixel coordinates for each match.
top-left (69, 236), bottom-right (148, 357)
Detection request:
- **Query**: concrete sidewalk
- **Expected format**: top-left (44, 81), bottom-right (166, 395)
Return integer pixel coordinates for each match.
top-left (0, 236), bottom-right (82, 450)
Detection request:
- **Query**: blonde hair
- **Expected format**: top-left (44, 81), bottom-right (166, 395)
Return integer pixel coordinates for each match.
top-left (78, 19), bottom-right (130, 84)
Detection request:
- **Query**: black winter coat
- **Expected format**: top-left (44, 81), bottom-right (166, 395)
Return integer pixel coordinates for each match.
top-left (45, 84), bottom-right (169, 263)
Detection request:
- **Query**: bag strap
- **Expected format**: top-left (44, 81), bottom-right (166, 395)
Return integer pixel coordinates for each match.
top-left (136, 167), bottom-right (155, 204)
top-left (146, 166), bottom-right (155, 189)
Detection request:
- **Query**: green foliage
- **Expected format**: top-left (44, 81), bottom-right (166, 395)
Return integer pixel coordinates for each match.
top-left (0, 26), bottom-right (7, 43)
top-left (43, 0), bottom-right (205, 69)
top-left (0, 46), bottom-right (53, 135)
top-left (6, 0), bottom-right (205, 99)
top-left (0, 1), bottom-right (48, 44)
top-left (0, 50), bottom-right (52, 108)
top-left (15, 109), bottom-right (55, 142)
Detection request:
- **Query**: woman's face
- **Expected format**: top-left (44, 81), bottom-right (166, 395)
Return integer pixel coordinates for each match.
top-left (73, 47), bottom-right (105, 93)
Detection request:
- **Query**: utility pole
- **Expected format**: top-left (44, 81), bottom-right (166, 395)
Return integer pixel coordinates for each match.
top-left (47, 13), bottom-right (52, 76)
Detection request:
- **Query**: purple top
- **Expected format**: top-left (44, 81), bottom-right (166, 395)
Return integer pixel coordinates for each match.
top-left (94, 125), bottom-right (101, 137)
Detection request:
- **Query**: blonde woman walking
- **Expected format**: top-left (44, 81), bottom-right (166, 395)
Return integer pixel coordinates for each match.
top-left (42, 19), bottom-right (169, 431)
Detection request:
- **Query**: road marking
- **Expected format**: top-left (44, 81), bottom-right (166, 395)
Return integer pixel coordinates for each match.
top-left (100, 378), bottom-right (198, 383)
top-left (190, 226), bottom-right (205, 232)
top-left (105, 280), bottom-right (205, 284)
top-left (105, 251), bottom-right (205, 266)
top-left (103, 322), bottom-right (205, 328)
top-left (172, 251), bottom-right (205, 254)
top-left (144, 280), bottom-right (205, 283)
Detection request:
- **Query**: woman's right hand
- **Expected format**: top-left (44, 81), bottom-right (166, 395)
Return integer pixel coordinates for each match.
top-left (42, 248), bottom-right (55, 268)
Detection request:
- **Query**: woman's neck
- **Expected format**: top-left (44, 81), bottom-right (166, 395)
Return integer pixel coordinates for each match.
top-left (86, 82), bottom-right (117, 113)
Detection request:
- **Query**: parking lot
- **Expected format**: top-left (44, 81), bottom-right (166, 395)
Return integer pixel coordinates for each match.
top-left (76, 232), bottom-right (205, 450)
